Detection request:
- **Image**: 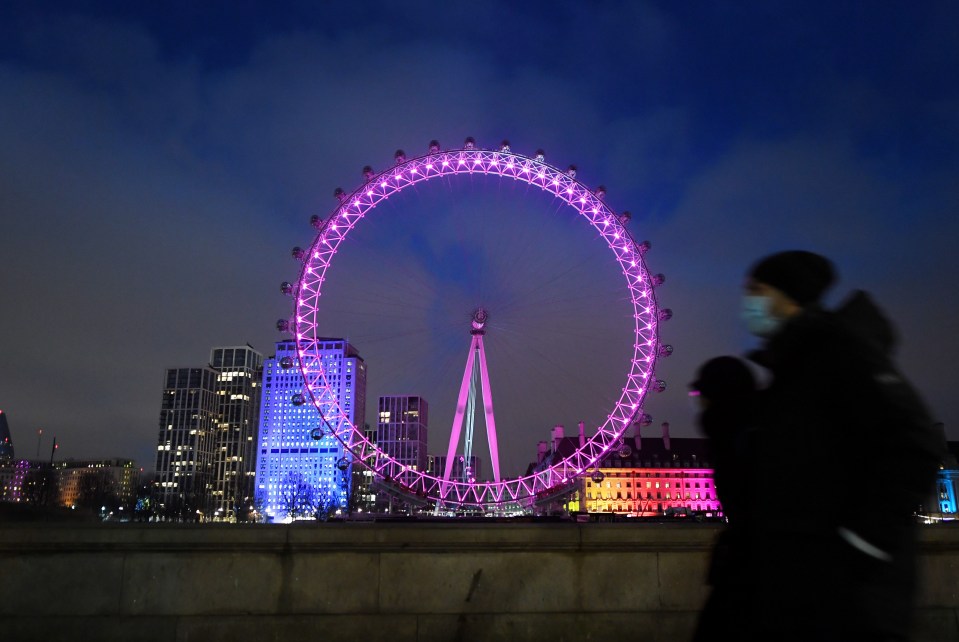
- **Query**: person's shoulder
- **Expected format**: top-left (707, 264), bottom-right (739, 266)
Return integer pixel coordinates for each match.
top-left (833, 290), bottom-right (899, 357)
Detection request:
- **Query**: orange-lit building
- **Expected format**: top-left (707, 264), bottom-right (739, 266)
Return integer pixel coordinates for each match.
top-left (54, 458), bottom-right (139, 509)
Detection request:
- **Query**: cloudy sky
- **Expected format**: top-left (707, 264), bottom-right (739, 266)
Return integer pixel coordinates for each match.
top-left (1, 1), bottom-right (957, 477)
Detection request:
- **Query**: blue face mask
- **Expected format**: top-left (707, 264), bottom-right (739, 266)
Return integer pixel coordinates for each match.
top-left (741, 295), bottom-right (782, 337)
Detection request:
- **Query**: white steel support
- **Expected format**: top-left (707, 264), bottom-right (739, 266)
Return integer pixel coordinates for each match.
top-left (443, 309), bottom-right (501, 486)
top-left (444, 337), bottom-right (478, 484)
top-left (476, 335), bottom-right (501, 482)
top-left (463, 356), bottom-right (479, 477)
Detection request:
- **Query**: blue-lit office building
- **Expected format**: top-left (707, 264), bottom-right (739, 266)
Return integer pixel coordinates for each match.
top-left (255, 339), bottom-right (367, 522)
top-left (935, 442), bottom-right (959, 518)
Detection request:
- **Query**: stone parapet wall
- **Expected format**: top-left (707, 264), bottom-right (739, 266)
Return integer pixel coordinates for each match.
top-left (1, 522), bottom-right (956, 641)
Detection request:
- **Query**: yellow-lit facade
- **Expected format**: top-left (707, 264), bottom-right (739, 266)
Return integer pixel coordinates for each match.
top-left (582, 465), bottom-right (721, 516)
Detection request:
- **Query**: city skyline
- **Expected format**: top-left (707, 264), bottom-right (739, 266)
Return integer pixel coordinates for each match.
top-left (1, 2), bottom-right (958, 474)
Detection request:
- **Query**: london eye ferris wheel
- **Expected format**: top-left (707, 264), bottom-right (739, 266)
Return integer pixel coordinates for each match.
top-left (277, 137), bottom-right (672, 510)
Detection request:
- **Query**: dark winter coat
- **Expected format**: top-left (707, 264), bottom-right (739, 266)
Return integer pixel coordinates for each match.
top-left (690, 357), bottom-right (758, 642)
top-left (744, 291), bottom-right (942, 641)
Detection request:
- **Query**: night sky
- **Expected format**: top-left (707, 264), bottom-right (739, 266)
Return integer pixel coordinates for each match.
top-left (1, 2), bottom-right (957, 477)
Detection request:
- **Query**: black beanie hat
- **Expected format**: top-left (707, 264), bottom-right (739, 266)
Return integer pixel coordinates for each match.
top-left (748, 250), bottom-right (836, 306)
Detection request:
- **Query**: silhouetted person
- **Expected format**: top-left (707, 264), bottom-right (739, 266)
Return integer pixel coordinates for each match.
top-left (689, 355), bottom-right (758, 642)
top-left (736, 250), bottom-right (942, 641)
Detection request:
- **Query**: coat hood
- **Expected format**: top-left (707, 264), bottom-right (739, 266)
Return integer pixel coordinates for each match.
top-left (833, 290), bottom-right (898, 356)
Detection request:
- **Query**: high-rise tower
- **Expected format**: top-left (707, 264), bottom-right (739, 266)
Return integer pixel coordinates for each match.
top-left (377, 395), bottom-right (429, 510)
top-left (0, 410), bottom-right (14, 461)
top-left (255, 339), bottom-right (366, 522)
top-left (210, 345), bottom-right (263, 521)
top-left (154, 346), bottom-right (263, 522)
top-left (154, 367), bottom-right (219, 518)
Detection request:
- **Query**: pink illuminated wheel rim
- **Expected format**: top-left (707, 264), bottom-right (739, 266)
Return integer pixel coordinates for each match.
top-left (289, 140), bottom-right (665, 509)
